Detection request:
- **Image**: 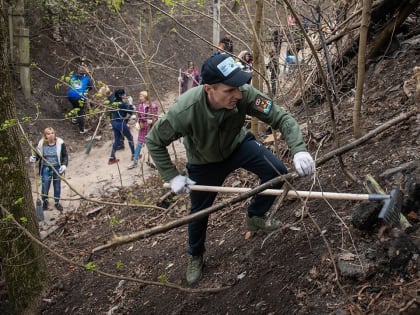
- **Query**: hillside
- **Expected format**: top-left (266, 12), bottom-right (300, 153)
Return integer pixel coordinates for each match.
top-left (3, 1), bottom-right (420, 314)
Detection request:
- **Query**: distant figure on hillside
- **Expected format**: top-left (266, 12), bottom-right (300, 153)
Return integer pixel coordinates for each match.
top-left (284, 49), bottom-right (299, 73)
top-left (237, 50), bottom-right (253, 73)
top-left (29, 127), bottom-right (68, 212)
top-left (214, 40), bottom-right (226, 55)
top-left (106, 89), bottom-right (133, 151)
top-left (67, 65), bottom-right (92, 134)
top-left (179, 61), bottom-right (201, 94)
top-left (272, 29), bottom-right (280, 53)
top-left (220, 34), bottom-right (233, 53)
top-left (267, 50), bottom-right (279, 96)
top-left (128, 91), bottom-right (158, 169)
top-left (108, 89), bottom-right (135, 165)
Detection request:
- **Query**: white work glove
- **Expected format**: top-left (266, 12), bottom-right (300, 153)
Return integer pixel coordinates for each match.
top-left (59, 165), bottom-right (67, 174)
top-left (29, 156), bottom-right (37, 163)
top-left (127, 96), bottom-right (133, 105)
top-left (178, 76), bottom-right (183, 83)
top-left (170, 175), bottom-right (196, 194)
top-left (147, 119), bottom-right (153, 124)
top-left (293, 151), bottom-right (315, 176)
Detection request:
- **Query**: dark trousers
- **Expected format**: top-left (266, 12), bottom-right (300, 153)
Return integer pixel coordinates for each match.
top-left (186, 132), bottom-right (287, 256)
top-left (110, 120), bottom-right (134, 159)
top-left (68, 97), bottom-right (86, 132)
top-left (270, 71), bottom-right (278, 95)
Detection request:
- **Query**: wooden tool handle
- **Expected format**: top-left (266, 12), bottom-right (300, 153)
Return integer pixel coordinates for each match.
top-left (163, 183), bottom-right (391, 201)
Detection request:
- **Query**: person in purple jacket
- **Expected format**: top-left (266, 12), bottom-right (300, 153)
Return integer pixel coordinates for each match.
top-left (178, 61), bottom-right (201, 94)
top-left (128, 91), bottom-right (158, 169)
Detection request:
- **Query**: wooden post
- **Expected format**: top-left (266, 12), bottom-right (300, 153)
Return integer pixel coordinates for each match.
top-left (17, 28), bottom-right (31, 98)
top-left (8, 7), bottom-right (14, 64)
top-left (213, 0), bottom-right (220, 49)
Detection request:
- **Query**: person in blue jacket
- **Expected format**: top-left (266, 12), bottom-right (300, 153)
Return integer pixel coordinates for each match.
top-left (108, 89), bottom-right (135, 165)
top-left (67, 65), bottom-right (92, 134)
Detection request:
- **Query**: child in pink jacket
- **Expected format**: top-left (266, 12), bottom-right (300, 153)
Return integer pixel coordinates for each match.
top-left (128, 91), bottom-right (158, 169)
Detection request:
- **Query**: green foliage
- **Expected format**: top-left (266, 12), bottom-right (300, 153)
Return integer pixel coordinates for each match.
top-left (157, 274), bottom-right (167, 283)
top-left (162, 0), bottom-right (204, 5)
top-left (107, 0), bottom-right (125, 12)
top-left (21, 116), bottom-right (31, 123)
top-left (65, 108), bottom-right (80, 119)
top-left (37, 0), bottom-right (102, 26)
top-left (14, 198), bottom-right (24, 205)
top-left (85, 262), bottom-right (97, 270)
top-left (163, 0), bottom-right (205, 7)
top-left (0, 157), bottom-right (9, 163)
top-left (109, 216), bottom-right (119, 227)
top-left (163, 0), bottom-right (177, 5)
top-left (1, 214), bottom-right (14, 222)
top-left (115, 261), bottom-right (124, 269)
top-left (20, 217), bottom-right (28, 224)
top-left (1, 119), bottom-right (17, 131)
top-left (62, 74), bottom-right (71, 83)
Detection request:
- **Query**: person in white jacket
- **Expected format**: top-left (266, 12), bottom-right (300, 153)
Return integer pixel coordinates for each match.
top-left (29, 127), bottom-right (68, 212)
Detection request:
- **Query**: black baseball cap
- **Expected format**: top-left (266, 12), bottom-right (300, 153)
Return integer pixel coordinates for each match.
top-left (201, 54), bottom-right (252, 86)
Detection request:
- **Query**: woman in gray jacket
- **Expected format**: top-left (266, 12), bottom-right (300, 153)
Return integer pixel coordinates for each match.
top-left (30, 127), bottom-right (68, 212)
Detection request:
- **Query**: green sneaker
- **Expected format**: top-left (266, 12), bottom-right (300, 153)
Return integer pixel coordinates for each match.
top-left (246, 215), bottom-right (281, 233)
top-left (186, 255), bottom-right (203, 285)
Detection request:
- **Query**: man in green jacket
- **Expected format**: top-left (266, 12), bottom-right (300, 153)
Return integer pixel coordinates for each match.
top-left (146, 54), bottom-right (315, 285)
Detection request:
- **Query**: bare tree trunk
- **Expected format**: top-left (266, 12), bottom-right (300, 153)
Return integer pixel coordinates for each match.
top-left (0, 2), bottom-right (49, 314)
top-left (353, 0), bottom-right (373, 139)
top-left (250, 0), bottom-right (263, 137)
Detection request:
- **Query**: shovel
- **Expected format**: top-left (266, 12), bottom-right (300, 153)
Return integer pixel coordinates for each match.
top-left (162, 183), bottom-right (402, 225)
top-left (33, 163), bottom-right (44, 222)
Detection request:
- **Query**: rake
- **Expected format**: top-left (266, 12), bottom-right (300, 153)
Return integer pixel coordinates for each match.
top-left (162, 183), bottom-right (402, 225)
top-left (33, 163), bottom-right (44, 222)
top-left (85, 112), bottom-right (105, 155)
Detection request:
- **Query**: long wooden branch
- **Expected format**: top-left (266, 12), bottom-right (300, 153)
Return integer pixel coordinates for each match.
top-left (91, 173), bottom-right (294, 254)
top-left (316, 109), bottom-right (417, 166)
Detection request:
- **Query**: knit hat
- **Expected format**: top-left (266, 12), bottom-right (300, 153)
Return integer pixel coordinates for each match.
top-left (114, 89), bottom-right (126, 99)
top-left (201, 54), bottom-right (252, 86)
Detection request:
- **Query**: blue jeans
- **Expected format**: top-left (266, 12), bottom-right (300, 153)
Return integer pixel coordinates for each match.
top-left (186, 132), bottom-right (287, 256)
top-left (133, 142), bottom-right (143, 162)
top-left (41, 165), bottom-right (61, 204)
top-left (111, 120), bottom-right (134, 159)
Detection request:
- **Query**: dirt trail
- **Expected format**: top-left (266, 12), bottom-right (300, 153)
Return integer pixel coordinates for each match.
top-left (35, 91), bottom-right (183, 231)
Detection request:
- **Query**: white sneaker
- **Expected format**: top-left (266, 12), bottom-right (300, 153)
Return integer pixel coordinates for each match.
top-left (127, 161), bottom-right (138, 169)
top-left (39, 221), bottom-right (48, 230)
top-left (80, 128), bottom-right (90, 134)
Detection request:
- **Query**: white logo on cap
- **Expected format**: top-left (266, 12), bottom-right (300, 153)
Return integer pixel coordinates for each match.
top-left (217, 57), bottom-right (239, 77)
